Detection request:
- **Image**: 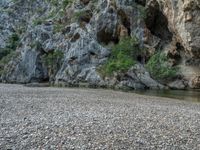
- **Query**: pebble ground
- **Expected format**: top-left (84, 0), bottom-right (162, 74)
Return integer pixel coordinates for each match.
top-left (1, 84), bottom-right (200, 149)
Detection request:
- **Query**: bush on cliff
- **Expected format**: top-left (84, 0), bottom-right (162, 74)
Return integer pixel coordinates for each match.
top-left (0, 33), bottom-right (20, 76)
top-left (99, 37), bottom-right (144, 77)
top-left (42, 50), bottom-right (64, 80)
top-left (146, 52), bottom-right (178, 81)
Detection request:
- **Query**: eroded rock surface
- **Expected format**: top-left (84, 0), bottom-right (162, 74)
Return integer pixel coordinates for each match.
top-left (0, 0), bottom-right (199, 89)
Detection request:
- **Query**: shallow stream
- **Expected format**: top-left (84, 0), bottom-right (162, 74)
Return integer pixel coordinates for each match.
top-left (134, 89), bottom-right (200, 102)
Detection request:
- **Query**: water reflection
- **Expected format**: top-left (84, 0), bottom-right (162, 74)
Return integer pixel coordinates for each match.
top-left (134, 89), bottom-right (200, 102)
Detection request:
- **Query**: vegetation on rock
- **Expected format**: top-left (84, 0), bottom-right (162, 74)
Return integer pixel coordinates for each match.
top-left (0, 33), bottom-right (20, 76)
top-left (99, 37), bottom-right (145, 77)
top-left (1, 0), bottom-right (198, 89)
top-left (47, 0), bottom-right (73, 8)
top-left (146, 52), bottom-right (178, 81)
top-left (42, 50), bottom-right (64, 80)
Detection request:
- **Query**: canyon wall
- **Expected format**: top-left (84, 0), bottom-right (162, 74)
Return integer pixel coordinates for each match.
top-left (0, 0), bottom-right (199, 89)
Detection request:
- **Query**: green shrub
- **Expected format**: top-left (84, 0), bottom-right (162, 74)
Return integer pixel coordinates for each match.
top-left (0, 51), bottom-right (17, 76)
top-left (6, 33), bottom-right (20, 50)
top-left (53, 23), bottom-right (65, 33)
top-left (0, 51), bottom-right (17, 65)
top-left (72, 10), bottom-right (89, 22)
top-left (146, 52), bottom-right (178, 80)
top-left (32, 10), bottom-right (57, 26)
top-left (46, 0), bottom-right (73, 8)
top-left (32, 19), bottom-right (43, 26)
top-left (137, 5), bottom-right (147, 19)
top-left (0, 48), bottom-right (12, 60)
top-left (62, 0), bottom-right (73, 9)
top-left (99, 37), bottom-right (143, 76)
top-left (42, 50), bottom-right (64, 77)
top-left (48, 0), bottom-right (59, 6)
top-left (0, 33), bottom-right (20, 75)
top-left (11, 0), bottom-right (20, 3)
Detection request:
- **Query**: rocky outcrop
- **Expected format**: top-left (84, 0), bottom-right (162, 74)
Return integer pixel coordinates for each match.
top-left (159, 0), bottom-right (199, 58)
top-left (146, 0), bottom-right (200, 89)
top-left (116, 64), bottom-right (165, 90)
top-left (0, 0), bottom-right (199, 89)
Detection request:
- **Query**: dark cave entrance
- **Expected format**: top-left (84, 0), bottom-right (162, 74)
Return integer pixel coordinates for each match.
top-left (97, 27), bottom-right (119, 45)
top-left (137, 55), bottom-right (146, 64)
top-left (118, 9), bottom-right (131, 36)
top-left (135, 0), bottom-right (146, 6)
top-left (145, 4), bottom-right (173, 43)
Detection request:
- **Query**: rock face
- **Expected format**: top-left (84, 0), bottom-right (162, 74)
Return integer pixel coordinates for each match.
top-left (0, 0), bottom-right (199, 89)
top-left (158, 0), bottom-right (200, 58)
top-left (146, 0), bottom-right (200, 88)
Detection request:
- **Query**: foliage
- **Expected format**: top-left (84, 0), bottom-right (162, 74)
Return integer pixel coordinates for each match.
top-left (137, 5), bottom-right (147, 19)
top-left (46, 0), bottom-right (73, 9)
top-left (0, 51), bottom-right (17, 66)
top-left (146, 52), bottom-right (178, 80)
top-left (6, 33), bottom-right (20, 50)
top-left (53, 23), bottom-right (65, 33)
top-left (99, 37), bottom-right (143, 76)
top-left (42, 50), bottom-right (64, 77)
top-left (0, 51), bottom-right (17, 76)
top-left (0, 48), bottom-right (12, 60)
top-left (32, 10), bottom-right (57, 26)
top-left (32, 18), bottom-right (44, 26)
top-left (0, 33), bottom-right (20, 76)
top-left (47, 0), bottom-right (59, 6)
top-left (11, 0), bottom-right (21, 3)
top-left (33, 0), bottom-right (74, 26)
top-left (0, 33), bottom-right (20, 70)
top-left (72, 10), bottom-right (89, 22)
top-left (62, 0), bottom-right (73, 9)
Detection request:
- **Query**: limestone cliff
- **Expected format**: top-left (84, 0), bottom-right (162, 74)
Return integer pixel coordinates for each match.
top-left (0, 0), bottom-right (199, 89)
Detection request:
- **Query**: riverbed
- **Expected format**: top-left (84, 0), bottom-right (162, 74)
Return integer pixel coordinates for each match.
top-left (1, 84), bottom-right (200, 149)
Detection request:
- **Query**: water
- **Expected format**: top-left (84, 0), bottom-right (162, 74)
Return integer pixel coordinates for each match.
top-left (134, 89), bottom-right (200, 102)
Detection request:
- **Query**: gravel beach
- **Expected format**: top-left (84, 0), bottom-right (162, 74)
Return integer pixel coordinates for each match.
top-left (1, 84), bottom-right (200, 149)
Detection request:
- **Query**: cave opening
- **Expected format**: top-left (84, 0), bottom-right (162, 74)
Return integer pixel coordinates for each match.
top-left (176, 42), bottom-right (184, 52)
top-left (137, 55), bottom-right (145, 63)
top-left (145, 5), bottom-right (173, 44)
top-left (135, 0), bottom-right (146, 6)
top-left (118, 9), bottom-right (131, 36)
top-left (97, 27), bottom-right (119, 45)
